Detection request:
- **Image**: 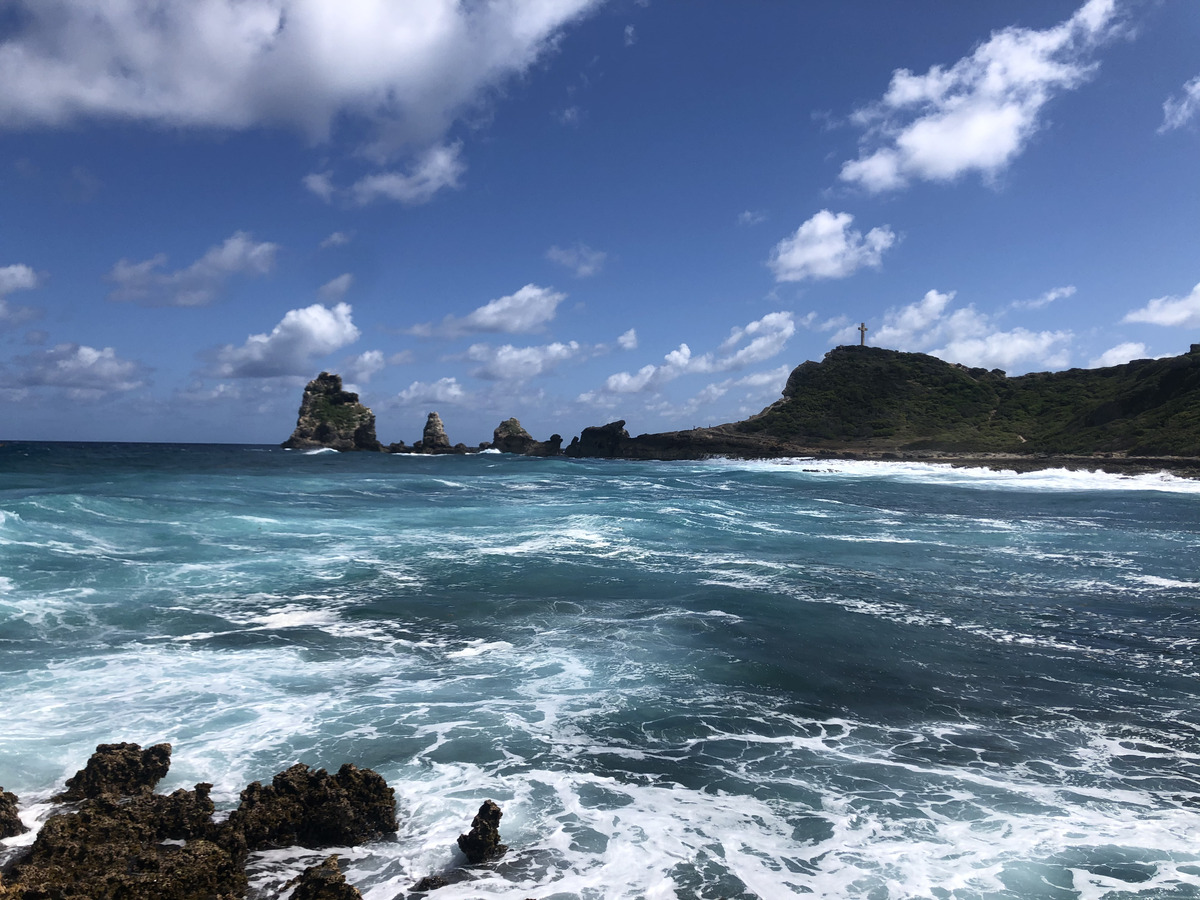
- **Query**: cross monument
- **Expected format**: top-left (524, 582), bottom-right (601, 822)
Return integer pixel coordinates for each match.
top-left (858, 322), bottom-right (868, 346)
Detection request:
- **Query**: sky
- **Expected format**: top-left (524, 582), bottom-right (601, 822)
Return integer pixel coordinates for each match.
top-left (1, 0), bottom-right (1198, 445)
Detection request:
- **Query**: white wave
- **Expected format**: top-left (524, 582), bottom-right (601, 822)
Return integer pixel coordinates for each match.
top-left (1130, 574), bottom-right (1200, 590)
top-left (304, 447), bottom-right (338, 455)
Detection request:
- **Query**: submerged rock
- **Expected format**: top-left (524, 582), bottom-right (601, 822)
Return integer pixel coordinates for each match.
top-left (0, 788), bottom-right (25, 839)
top-left (282, 372), bottom-right (383, 452)
top-left (55, 741), bottom-right (172, 801)
top-left (224, 763), bottom-right (398, 852)
top-left (289, 855), bottom-right (363, 900)
top-left (456, 800), bottom-right (506, 864)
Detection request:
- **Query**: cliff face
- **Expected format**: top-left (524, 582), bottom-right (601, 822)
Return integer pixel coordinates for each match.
top-left (281, 373), bottom-right (383, 451)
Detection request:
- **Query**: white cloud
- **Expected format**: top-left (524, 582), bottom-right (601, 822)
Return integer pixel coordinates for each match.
top-left (397, 377), bottom-right (466, 405)
top-left (213, 302), bottom-right (360, 378)
top-left (737, 210), bottom-right (766, 226)
top-left (1089, 342), bottom-right (1147, 368)
top-left (318, 273), bottom-right (354, 300)
top-left (0, 263), bottom-right (39, 296)
top-left (841, 0), bottom-right (1120, 192)
top-left (1161, 75), bottom-right (1200, 133)
top-left (320, 231), bottom-right (352, 249)
top-left (16, 343), bottom-right (146, 399)
top-left (618, 328), bottom-right (638, 350)
top-left (769, 210), bottom-right (895, 282)
top-left (858, 288), bottom-right (1072, 372)
top-left (466, 340), bottom-right (581, 382)
top-left (0, 1), bottom-right (599, 144)
top-left (348, 143), bottom-right (465, 206)
top-left (624, 24), bottom-right (637, 47)
top-left (1122, 283), bottom-right (1200, 328)
top-left (343, 349), bottom-right (386, 383)
top-left (546, 243), bottom-right (607, 278)
top-left (411, 284), bottom-right (566, 337)
top-left (303, 172), bottom-right (337, 202)
top-left (585, 311), bottom-right (795, 399)
top-left (108, 231), bottom-right (277, 306)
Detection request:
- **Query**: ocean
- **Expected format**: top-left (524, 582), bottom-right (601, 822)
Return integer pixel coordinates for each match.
top-left (1, 442), bottom-right (1198, 900)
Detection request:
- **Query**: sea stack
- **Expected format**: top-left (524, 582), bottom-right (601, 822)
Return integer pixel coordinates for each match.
top-left (282, 373), bottom-right (383, 452)
top-left (491, 418), bottom-right (562, 456)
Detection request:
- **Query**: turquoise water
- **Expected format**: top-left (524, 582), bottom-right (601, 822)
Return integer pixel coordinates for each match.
top-left (1, 443), bottom-right (1198, 899)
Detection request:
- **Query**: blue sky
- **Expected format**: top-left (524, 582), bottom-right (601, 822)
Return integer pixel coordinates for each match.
top-left (1, 0), bottom-right (1198, 445)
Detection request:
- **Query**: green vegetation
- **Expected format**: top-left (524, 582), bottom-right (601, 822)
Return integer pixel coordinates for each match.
top-left (737, 345), bottom-right (1200, 456)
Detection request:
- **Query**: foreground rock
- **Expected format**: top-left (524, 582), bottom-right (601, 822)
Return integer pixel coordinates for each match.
top-left (0, 743), bottom-right (398, 900)
top-left (54, 741), bottom-right (172, 801)
top-left (224, 763), bottom-right (397, 852)
top-left (456, 800), bottom-right (506, 864)
top-left (0, 790), bottom-right (24, 839)
top-left (491, 418), bottom-right (562, 456)
top-left (282, 373), bottom-right (383, 452)
top-left (289, 856), bottom-right (363, 900)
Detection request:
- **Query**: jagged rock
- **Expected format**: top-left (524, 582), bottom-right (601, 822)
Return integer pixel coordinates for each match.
top-left (223, 763), bottom-right (397, 852)
top-left (282, 372), bottom-right (383, 452)
top-left (491, 419), bottom-right (563, 456)
top-left (55, 742), bottom-right (172, 801)
top-left (289, 855), bottom-right (363, 900)
top-left (0, 788), bottom-right (25, 839)
top-left (565, 420), bottom-right (631, 458)
top-left (4, 785), bottom-right (244, 900)
top-left (386, 441), bottom-right (409, 453)
top-left (456, 800), bottom-right (506, 864)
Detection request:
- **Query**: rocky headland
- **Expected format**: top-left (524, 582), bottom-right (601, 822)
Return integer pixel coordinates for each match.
top-left (283, 344), bottom-right (1200, 475)
top-left (0, 743), bottom-right (511, 900)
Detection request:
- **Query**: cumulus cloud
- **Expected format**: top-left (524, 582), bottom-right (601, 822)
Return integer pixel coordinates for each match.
top-left (108, 232), bottom-right (278, 306)
top-left (0, 1), bottom-right (598, 142)
top-left (1161, 75), bottom-right (1200, 133)
top-left (582, 311), bottom-right (795, 400)
top-left (850, 289), bottom-right (1072, 371)
top-left (840, 0), bottom-right (1121, 192)
top-left (397, 377), bottom-right (467, 405)
top-left (318, 273), bottom-right (354, 300)
top-left (546, 243), bottom-right (607, 278)
top-left (618, 328), bottom-right (638, 350)
top-left (769, 210), bottom-right (895, 282)
top-left (15, 343), bottom-right (146, 399)
top-left (1122, 283), bottom-right (1200, 328)
top-left (212, 302), bottom-right (360, 378)
top-left (1089, 342), bottom-right (1147, 368)
top-left (410, 284), bottom-right (566, 337)
top-left (466, 341), bottom-right (582, 382)
top-left (343, 349), bottom-right (386, 383)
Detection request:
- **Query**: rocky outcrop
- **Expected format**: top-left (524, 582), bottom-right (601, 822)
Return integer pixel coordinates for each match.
top-left (491, 418), bottom-right (562, 456)
top-left (565, 420), bottom-right (631, 458)
top-left (456, 800), bottom-right (506, 864)
top-left (55, 741), bottom-right (172, 801)
top-left (224, 763), bottom-right (397, 852)
top-left (0, 744), bottom-right (398, 900)
top-left (288, 856), bottom-right (363, 900)
top-left (282, 373), bottom-right (383, 452)
top-left (0, 789), bottom-right (24, 839)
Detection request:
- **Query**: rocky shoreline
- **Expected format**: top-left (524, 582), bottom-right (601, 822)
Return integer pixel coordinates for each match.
top-left (0, 743), bottom-right (510, 900)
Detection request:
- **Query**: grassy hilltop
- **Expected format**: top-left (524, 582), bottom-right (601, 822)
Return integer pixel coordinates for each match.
top-left (735, 344), bottom-right (1200, 456)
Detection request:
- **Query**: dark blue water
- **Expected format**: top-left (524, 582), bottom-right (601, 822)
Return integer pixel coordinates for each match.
top-left (1, 443), bottom-right (1198, 898)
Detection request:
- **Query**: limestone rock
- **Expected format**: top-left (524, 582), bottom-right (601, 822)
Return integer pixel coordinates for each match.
top-left (55, 742), bottom-right (172, 801)
top-left (282, 373), bottom-right (383, 452)
top-left (223, 763), bottom-right (398, 852)
top-left (491, 418), bottom-right (563, 456)
top-left (416, 412), bottom-right (451, 453)
top-left (565, 420), bottom-right (631, 458)
top-left (289, 855), bottom-right (363, 900)
top-left (456, 799), bottom-right (506, 864)
top-left (0, 788), bottom-right (25, 839)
